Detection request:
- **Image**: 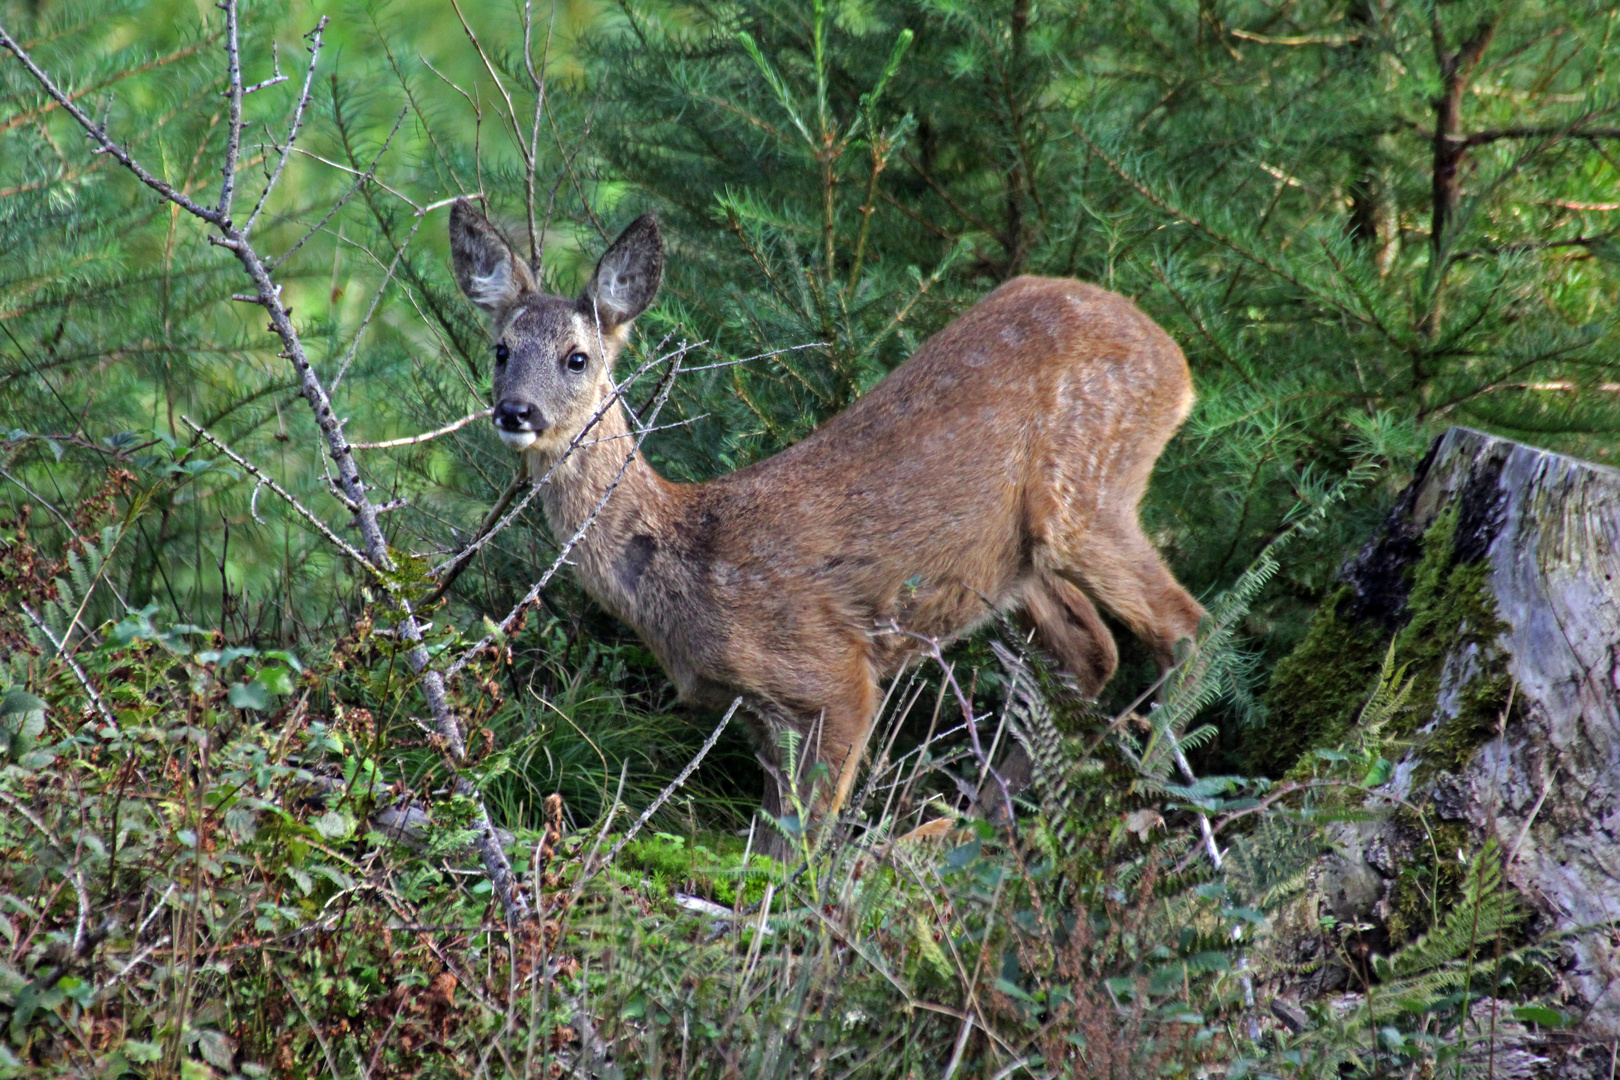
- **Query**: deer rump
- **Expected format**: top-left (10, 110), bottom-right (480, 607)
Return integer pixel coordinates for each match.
top-left (448, 202), bottom-right (1204, 842)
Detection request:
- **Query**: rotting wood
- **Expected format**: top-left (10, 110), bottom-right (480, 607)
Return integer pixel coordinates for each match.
top-left (1280, 426), bottom-right (1620, 1042)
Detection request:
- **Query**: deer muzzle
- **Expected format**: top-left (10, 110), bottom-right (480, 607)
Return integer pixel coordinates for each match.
top-left (493, 399), bottom-right (544, 450)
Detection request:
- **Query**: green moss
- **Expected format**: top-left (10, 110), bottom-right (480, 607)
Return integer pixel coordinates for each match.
top-left (1387, 508), bottom-right (1512, 784)
top-left (1253, 586), bottom-right (1390, 776)
top-left (1264, 506), bottom-right (1518, 947)
top-left (615, 831), bottom-right (775, 908)
top-left (1383, 817), bottom-right (1470, 947)
top-left (1260, 506), bottom-right (1510, 784)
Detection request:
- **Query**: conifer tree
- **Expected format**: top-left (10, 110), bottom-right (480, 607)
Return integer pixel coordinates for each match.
top-left (588, 0), bottom-right (1620, 678)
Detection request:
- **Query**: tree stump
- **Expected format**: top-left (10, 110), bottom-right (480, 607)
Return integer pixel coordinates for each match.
top-left (1271, 426), bottom-right (1620, 1039)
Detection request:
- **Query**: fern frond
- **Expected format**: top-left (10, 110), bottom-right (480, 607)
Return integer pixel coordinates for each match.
top-left (1387, 839), bottom-right (1521, 980)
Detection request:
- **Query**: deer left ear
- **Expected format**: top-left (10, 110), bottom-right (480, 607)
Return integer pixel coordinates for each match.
top-left (581, 214), bottom-right (663, 330)
top-left (449, 199), bottom-right (535, 318)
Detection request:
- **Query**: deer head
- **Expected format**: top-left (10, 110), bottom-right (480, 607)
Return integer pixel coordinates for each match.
top-left (449, 200), bottom-right (663, 456)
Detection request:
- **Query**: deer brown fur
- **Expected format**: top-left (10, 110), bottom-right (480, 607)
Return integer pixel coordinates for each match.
top-left (449, 200), bottom-right (1205, 829)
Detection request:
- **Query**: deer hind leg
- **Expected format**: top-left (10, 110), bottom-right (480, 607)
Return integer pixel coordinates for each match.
top-left (1048, 519), bottom-right (1204, 674)
top-left (1021, 571), bottom-right (1119, 698)
top-left (975, 574), bottom-right (1118, 824)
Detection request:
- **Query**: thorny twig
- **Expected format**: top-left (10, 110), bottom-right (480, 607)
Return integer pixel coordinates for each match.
top-left (182, 417), bottom-right (381, 574)
top-left (18, 602), bottom-right (118, 729)
top-left (269, 105), bottom-right (408, 271)
top-left (428, 341), bottom-right (699, 586)
top-left (0, 6), bottom-right (530, 922)
top-left (243, 18), bottom-right (327, 234)
top-left (216, 0), bottom-right (245, 224)
top-left (596, 698), bottom-right (741, 871)
top-left (0, 28), bottom-right (222, 222)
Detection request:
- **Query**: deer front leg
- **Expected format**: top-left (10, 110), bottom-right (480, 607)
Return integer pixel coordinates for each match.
top-left (822, 671), bottom-right (882, 822)
top-left (759, 649), bottom-right (880, 847)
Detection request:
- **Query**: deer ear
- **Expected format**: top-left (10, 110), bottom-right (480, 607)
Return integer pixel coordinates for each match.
top-left (449, 199), bottom-right (535, 317)
top-left (581, 214), bottom-right (663, 330)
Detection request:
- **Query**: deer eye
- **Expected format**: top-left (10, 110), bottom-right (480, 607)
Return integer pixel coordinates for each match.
top-left (494, 343), bottom-right (510, 365)
top-left (566, 351), bottom-right (589, 373)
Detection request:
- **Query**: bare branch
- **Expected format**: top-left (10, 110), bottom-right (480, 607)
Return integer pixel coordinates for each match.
top-left (0, 466), bottom-right (79, 536)
top-left (181, 417), bottom-right (383, 575)
top-left (520, 0), bottom-right (557, 269)
top-left (419, 471), bottom-right (531, 608)
top-left (0, 38), bottom-right (214, 135)
top-left (1464, 124), bottom-right (1620, 147)
top-left (268, 106), bottom-right (408, 270)
top-left (218, 0), bottom-right (245, 224)
top-left (882, 625), bottom-right (1013, 823)
top-left (18, 602), bottom-right (118, 730)
top-left (5, 0), bottom-right (531, 926)
top-left (418, 193), bottom-right (481, 217)
top-left (679, 341), bottom-right (831, 373)
top-left (428, 345), bottom-right (687, 582)
top-left (596, 698), bottom-right (742, 870)
top-left (284, 145), bottom-right (420, 211)
top-left (444, 349), bottom-right (687, 680)
top-left (0, 26), bottom-right (223, 223)
top-left (241, 42), bottom-right (285, 94)
top-left (447, 0), bottom-right (522, 148)
top-left (1548, 199), bottom-right (1620, 211)
top-left (1228, 28), bottom-right (1361, 46)
top-left (243, 18), bottom-right (328, 234)
top-left (331, 214), bottom-right (423, 390)
top-left (351, 408), bottom-right (492, 449)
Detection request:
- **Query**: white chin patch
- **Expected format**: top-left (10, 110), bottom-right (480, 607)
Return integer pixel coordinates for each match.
top-left (497, 429), bottom-right (539, 451)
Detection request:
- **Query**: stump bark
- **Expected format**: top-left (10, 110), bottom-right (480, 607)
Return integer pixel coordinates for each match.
top-left (1299, 426), bottom-right (1620, 1040)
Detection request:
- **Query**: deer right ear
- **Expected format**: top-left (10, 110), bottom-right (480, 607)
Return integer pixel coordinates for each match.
top-left (449, 199), bottom-right (535, 317)
top-left (581, 213), bottom-right (663, 330)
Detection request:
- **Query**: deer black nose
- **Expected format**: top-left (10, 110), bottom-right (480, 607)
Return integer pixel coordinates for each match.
top-left (494, 399), bottom-right (542, 432)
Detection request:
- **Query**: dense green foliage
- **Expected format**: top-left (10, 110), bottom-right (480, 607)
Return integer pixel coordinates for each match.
top-left (1, 0), bottom-right (1615, 1074)
top-left (0, 505), bottom-right (1564, 1077)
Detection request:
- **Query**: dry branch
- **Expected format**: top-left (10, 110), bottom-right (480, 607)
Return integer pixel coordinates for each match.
top-left (0, 5), bottom-right (531, 922)
top-left (350, 408), bottom-right (492, 449)
top-left (18, 602), bottom-right (118, 730)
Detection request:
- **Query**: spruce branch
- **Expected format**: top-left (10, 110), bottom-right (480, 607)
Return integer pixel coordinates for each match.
top-left (0, 37), bottom-right (216, 136)
top-left (1462, 124), bottom-right (1620, 146)
top-left (0, 26), bottom-right (224, 223)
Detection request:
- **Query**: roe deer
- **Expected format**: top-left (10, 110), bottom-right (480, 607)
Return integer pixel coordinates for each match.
top-left (448, 200), bottom-right (1204, 834)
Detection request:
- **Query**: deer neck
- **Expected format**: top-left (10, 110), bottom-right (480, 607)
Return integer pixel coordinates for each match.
top-left (524, 400), bottom-right (681, 621)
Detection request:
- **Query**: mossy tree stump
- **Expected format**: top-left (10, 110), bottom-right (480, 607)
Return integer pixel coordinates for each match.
top-left (1267, 426), bottom-right (1620, 1037)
